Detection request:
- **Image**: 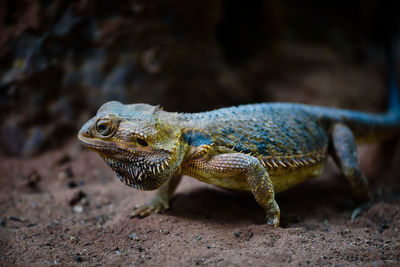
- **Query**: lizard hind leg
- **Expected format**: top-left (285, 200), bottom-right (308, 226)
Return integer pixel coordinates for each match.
top-left (330, 123), bottom-right (371, 202)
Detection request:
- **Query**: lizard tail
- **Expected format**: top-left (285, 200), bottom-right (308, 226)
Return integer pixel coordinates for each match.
top-left (387, 40), bottom-right (400, 115)
top-left (318, 40), bottom-right (400, 143)
top-left (351, 40), bottom-right (400, 143)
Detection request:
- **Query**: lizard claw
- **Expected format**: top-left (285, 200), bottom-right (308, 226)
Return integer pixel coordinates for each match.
top-left (266, 214), bottom-right (280, 227)
top-left (351, 201), bottom-right (373, 222)
top-left (130, 197), bottom-right (170, 219)
top-left (265, 201), bottom-right (280, 227)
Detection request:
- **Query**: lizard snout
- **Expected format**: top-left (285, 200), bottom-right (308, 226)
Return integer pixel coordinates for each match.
top-left (77, 119), bottom-right (95, 141)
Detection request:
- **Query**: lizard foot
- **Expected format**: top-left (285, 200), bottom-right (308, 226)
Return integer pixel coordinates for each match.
top-left (266, 214), bottom-right (280, 227)
top-left (351, 201), bottom-right (373, 222)
top-left (265, 201), bottom-right (280, 227)
top-left (130, 197), bottom-right (170, 218)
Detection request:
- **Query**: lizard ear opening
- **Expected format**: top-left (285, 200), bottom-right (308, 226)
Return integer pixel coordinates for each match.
top-left (137, 138), bottom-right (148, 147)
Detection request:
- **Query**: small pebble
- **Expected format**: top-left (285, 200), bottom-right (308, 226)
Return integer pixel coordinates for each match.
top-left (64, 167), bottom-right (74, 178)
top-left (56, 154), bottom-right (71, 166)
top-left (58, 168), bottom-right (74, 180)
top-left (68, 181), bottom-right (78, 188)
top-left (25, 170), bottom-right (41, 189)
top-left (379, 220), bottom-right (389, 233)
top-left (73, 205), bottom-right (83, 213)
top-left (129, 233), bottom-right (137, 240)
top-left (9, 216), bottom-right (23, 222)
top-left (69, 190), bottom-right (86, 206)
top-left (74, 254), bottom-right (83, 263)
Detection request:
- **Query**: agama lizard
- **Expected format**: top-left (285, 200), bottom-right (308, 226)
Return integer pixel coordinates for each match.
top-left (78, 77), bottom-right (400, 227)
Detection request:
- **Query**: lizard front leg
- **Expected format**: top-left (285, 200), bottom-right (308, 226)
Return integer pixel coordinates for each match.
top-left (130, 174), bottom-right (182, 218)
top-left (184, 153), bottom-right (280, 227)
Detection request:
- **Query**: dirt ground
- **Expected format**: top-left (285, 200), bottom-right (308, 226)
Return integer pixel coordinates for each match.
top-left (1, 1), bottom-right (400, 265)
top-left (1, 46), bottom-right (400, 266)
top-left (0, 134), bottom-right (399, 266)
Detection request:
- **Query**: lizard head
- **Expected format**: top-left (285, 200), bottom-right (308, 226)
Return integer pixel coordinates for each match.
top-left (78, 101), bottom-right (185, 190)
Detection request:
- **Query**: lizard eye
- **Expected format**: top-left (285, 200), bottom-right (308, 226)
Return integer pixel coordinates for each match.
top-left (96, 118), bottom-right (113, 137)
top-left (136, 138), bottom-right (148, 147)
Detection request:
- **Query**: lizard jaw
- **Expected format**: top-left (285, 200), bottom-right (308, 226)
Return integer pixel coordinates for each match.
top-left (103, 154), bottom-right (172, 191)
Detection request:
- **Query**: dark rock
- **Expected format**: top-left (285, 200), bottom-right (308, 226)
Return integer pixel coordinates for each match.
top-left (22, 126), bottom-right (46, 156)
top-left (67, 181), bottom-right (78, 188)
top-left (101, 60), bottom-right (136, 102)
top-left (9, 216), bottom-right (22, 222)
top-left (24, 170), bottom-right (41, 190)
top-left (79, 49), bottom-right (106, 89)
top-left (49, 98), bottom-right (74, 121)
top-left (74, 254), bottom-right (83, 263)
top-left (53, 9), bottom-right (81, 37)
top-left (56, 155), bottom-right (71, 166)
top-left (69, 190), bottom-right (86, 206)
top-left (379, 220), bottom-right (389, 233)
top-left (0, 118), bottom-right (25, 156)
top-left (65, 167), bottom-right (74, 178)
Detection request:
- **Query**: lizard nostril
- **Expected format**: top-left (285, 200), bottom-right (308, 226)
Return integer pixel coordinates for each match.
top-left (79, 128), bottom-right (91, 138)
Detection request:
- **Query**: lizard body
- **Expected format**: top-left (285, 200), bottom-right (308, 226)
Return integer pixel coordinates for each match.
top-left (78, 92), bottom-right (400, 226)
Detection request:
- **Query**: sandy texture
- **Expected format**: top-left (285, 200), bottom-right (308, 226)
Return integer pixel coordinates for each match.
top-left (0, 138), bottom-right (399, 266)
top-left (1, 1), bottom-right (400, 265)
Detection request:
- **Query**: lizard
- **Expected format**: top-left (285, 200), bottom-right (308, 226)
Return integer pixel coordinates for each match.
top-left (77, 79), bottom-right (400, 227)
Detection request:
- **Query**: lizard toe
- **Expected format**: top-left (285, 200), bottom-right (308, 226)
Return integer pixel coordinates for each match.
top-left (266, 215), bottom-right (280, 227)
top-left (130, 198), bottom-right (170, 218)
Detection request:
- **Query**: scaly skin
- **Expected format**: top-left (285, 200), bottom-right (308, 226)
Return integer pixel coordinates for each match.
top-left (78, 101), bottom-right (400, 226)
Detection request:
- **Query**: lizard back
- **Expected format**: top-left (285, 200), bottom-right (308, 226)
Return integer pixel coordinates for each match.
top-left (179, 103), bottom-right (331, 192)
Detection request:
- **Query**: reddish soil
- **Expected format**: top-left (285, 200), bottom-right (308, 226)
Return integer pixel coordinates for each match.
top-left (0, 137), bottom-right (399, 266)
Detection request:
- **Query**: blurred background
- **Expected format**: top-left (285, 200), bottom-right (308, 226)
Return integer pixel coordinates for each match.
top-left (1, 0), bottom-right (399, 157)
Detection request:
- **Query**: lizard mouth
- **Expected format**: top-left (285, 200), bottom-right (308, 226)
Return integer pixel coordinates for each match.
top-left (78, 135), bottom-right (122, 154)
